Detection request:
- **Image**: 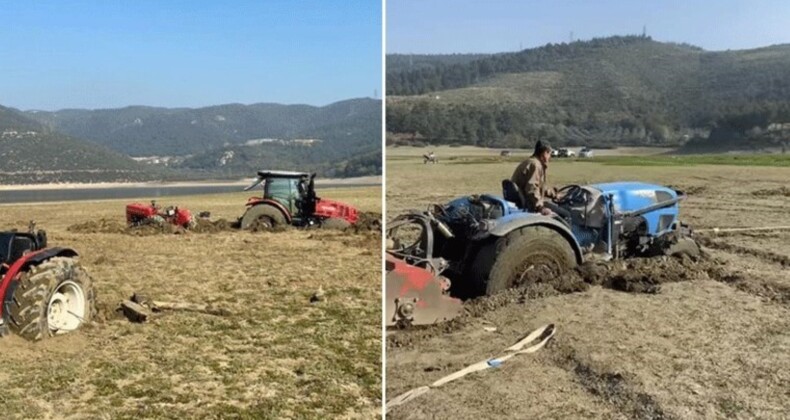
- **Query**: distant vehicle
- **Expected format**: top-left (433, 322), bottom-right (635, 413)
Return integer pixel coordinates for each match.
top-left (423, 152), bottom-right (438, 164)
top-left (579, 147), bottom-right (594, 158)
top-left (557, 148), bottom-right (576, 158)
top-left (551, 149), bottom-right (559, 157)
top-left (500, 150), bottom-right (512, 157)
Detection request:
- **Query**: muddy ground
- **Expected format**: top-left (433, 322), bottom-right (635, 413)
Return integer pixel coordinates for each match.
top-left (385, 149), bottom-right (789, 419)
top-left (0, 187), bottom-right (382, 419)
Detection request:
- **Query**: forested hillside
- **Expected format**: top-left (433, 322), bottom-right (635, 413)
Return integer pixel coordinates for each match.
top-left (387, 36), bottom-right (790, 151)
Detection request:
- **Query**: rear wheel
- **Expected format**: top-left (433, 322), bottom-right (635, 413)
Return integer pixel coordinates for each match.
top-left (321, 218), bottom-right (351, 230)
top-left (7, 257), bottom-right (96, 341)
top-left (240, 204), bottom-right (287, 230)
top-left (471, 226), bottom-right (577, 297)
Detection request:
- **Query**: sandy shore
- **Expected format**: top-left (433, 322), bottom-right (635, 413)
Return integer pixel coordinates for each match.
top-left (0, 175), bottom-right (381, 191)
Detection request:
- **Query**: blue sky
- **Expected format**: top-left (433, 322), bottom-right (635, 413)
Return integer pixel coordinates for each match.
top-left (1, 0), bottom-right (381, 110)
top-left (388, 0), bottom-right (790, 54)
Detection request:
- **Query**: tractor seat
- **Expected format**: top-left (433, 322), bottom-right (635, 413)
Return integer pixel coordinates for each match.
top-left (502, 180), bottom-right (527, 209)
top-left (0, 233), bottom-right (34, 265)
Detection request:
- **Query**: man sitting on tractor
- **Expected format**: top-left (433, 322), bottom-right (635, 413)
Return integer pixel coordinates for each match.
top-left (510, 140), bottom-right (561, 216)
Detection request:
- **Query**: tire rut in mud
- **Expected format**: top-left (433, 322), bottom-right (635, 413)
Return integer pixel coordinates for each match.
top-left (703, 263), bottom-right (790, 306)
top-left (696, 235), bottom-right (790, 267)
top-left (388, 255), bottom-right (716, 349)
top-left (545, 339), bottom-right (672, 420)
top-left (750, 186), bottom-right (790, 197)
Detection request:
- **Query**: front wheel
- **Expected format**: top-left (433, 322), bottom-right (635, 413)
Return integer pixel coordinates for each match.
top-left (6, 257), bottom-right (96, 341)
top-left (470, 226), bottom-right (577, 297)
top-left (321, 218), bottom-right (351, 230)
top-left (665, 237), bottom-right (700, 258)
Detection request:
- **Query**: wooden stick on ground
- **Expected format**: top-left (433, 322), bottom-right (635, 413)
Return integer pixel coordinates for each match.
top-left (149, 300), bottom-right (232, 316)
top-left (128, 293), bottom-right (233, 317)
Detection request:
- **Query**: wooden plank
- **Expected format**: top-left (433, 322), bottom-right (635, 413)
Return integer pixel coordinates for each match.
top-left (150, 300), bottom-right (232, 316)
top-left (120, 300), bottom-right (151, 323)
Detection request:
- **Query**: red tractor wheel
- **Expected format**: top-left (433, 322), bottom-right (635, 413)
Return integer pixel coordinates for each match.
top-left (240, 204), bottom-right (287, 230)
top-left (6, 257), bottom-right (96, 341)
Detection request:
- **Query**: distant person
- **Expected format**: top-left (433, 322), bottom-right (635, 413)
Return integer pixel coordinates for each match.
top-left (510, 140), bottom-right (559, 215)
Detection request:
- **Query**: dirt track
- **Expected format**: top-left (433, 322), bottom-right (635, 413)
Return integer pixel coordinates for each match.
top-left (385, 149), bottom-right (790, 419)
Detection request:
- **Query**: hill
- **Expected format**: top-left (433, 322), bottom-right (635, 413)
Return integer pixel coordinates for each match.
top-left (0, 106), bottom-right (155, 184)
top-left (386, 36), bottom-right (790, 151)
top-left (26, 98), bottom-right (382, 157)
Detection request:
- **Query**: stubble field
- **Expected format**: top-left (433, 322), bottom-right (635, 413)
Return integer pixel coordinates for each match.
top-left (0, 186), bottom-right (381, 419)
top-left (385, 147), bottom-right (789, 419)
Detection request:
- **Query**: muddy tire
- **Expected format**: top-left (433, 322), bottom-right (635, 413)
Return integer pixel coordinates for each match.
top-left (470, 226), bottom-right (577, 297)
top-left (321, 218), bottom-right (351, 230)
top-left (6, 257), bottom-right (96, 341)
top-left (666, 237), bottom-right (700, 258)
top-left (240, 204), bottom-right (287, 230)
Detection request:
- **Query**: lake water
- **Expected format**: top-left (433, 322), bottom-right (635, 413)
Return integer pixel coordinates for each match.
top-left (0, 182), bottom-right (379, 204)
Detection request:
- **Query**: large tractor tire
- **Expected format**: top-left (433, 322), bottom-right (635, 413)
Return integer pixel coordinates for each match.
top-left (240, 204), bottom-right (287, 230)
top-left (665, 237), bottom-right (700, 258)
top-left (6, 257), bottom-right (96, 341)
top-left (321, 218), bottom-right (351, 230)
top-left (470, 226), bottom-right (577, 297)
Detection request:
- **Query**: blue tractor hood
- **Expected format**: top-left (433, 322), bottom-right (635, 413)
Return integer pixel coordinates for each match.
top-left (590, 182), bottom-right (679, 214)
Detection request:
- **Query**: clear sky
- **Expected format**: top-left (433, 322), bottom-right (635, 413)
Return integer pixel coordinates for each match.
top-left (1, 0), bottom-right (381, 110)
top-left (388, 0), bottom-right (790, 54)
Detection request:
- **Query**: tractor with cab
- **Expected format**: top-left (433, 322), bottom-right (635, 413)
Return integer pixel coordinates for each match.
top-left (239, 170), bottom-right (359, 230)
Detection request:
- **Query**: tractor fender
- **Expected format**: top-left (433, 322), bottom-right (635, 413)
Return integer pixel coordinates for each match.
top-left (486, 214), bottom-right (584, 264)
top-left (0, 247), bottom-right (78, 303)
top-left (245, 198), bottom-right (292, 223)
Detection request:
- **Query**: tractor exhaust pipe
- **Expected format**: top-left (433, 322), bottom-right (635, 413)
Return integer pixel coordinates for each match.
top-left (244, 177), bottom-right (264, 191)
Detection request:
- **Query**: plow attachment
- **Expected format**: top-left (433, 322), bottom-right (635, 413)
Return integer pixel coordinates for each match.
top-left (386, 254), bottom-right (463, 326)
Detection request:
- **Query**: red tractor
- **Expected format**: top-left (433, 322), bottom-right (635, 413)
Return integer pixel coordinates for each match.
top-left (126, 201), bottom-right (194, 228)
top-left (240, 170), bottom-right (359, 230)
top-left (0, 224), bottom-right (96, 341)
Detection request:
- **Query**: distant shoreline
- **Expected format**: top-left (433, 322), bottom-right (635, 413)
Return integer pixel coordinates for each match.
top-left (0, 175), bottom-right (381, 191)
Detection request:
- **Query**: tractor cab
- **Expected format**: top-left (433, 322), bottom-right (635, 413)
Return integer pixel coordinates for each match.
top-left (0, 227), bottom-right (47, 275)
top-left (246, 170), bottom-right (317, 219)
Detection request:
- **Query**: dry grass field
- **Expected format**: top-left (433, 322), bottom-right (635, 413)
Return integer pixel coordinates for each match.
top-left (385, 147), bottom-right (790, 419)
top-left (0, 186), bottom-right (381, 419)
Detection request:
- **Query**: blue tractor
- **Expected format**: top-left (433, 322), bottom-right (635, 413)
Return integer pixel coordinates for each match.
top-left (387, 181), bottom-right (698, 302)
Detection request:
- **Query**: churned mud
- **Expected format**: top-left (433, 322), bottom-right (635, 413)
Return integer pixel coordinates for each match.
top-left (349, 211), bottom-right (383, 232)
top-left (67, 212), bottom-right (382, 236)
top-left (751, 186), bottom-right (790, 197)
top-left (388, 253), bottom-right (728, 349)
top-left (697, 235), bottom-right (790, 267)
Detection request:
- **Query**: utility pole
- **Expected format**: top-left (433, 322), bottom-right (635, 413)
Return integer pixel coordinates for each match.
top-left (642, 25), bottom-right (647, 37)
top-left (570, 31), bottom-right (574, 43)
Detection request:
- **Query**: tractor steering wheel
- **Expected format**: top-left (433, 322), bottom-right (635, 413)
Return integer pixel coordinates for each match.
top-left (555, 184), bottom-right (586, 206)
